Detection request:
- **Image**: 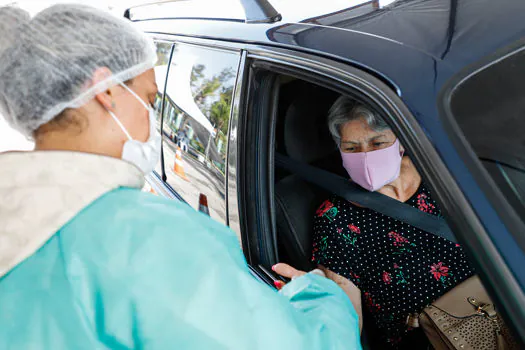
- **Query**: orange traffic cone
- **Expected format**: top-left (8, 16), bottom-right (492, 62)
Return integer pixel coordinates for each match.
top-left (174, 146), bottom-right (189, 181)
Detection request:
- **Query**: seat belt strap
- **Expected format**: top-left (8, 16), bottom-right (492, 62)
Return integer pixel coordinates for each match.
top-left (275, 153), bottom-right (458, 244)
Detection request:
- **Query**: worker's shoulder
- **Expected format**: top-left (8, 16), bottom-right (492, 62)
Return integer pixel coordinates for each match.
top-left (62, 187), bottom-right (240, 253)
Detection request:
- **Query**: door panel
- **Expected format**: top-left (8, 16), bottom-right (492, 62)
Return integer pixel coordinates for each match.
top-left (155, 42), bottom-right (240, 225)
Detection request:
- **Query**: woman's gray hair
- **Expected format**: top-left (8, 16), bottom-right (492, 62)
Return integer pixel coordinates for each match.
top-left (328, 96), bottom-right (390, 144)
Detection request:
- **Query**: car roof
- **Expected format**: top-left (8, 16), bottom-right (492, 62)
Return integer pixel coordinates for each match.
top-left (130, 0), bottom-right (524, 55)
top-left (131, 0), bottom-right (525, 107)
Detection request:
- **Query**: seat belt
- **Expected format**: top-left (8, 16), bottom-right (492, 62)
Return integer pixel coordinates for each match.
top-left (275, 153), bottom-right (458, 244)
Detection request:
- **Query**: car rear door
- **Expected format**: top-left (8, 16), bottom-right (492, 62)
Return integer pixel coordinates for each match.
top-left (145, 37), bottom-right (243, 230)
top-left (438, 41), bottom-right (525, 342)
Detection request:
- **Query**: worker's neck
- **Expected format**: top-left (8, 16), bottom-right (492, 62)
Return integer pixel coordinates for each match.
top-left (34, 132), bottom-right (119, 159)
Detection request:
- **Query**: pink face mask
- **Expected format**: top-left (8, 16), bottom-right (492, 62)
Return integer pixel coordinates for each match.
top-left (340, 139), bottom-right (403, 192)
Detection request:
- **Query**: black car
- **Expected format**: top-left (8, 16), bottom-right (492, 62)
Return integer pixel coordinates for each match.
top-left (131, 0), bottom-right (525, 348)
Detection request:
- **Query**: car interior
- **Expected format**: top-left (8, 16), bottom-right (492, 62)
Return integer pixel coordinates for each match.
top-left (272, 76), bottom-right (384, 348)
top-left (243, 67), bottom-right (513, 349)
top-left (274, 78), bottom-right (342, 270)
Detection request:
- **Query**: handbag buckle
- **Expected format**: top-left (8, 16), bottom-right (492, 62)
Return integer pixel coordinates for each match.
top-left (468, 297), bottom-right (497, 318)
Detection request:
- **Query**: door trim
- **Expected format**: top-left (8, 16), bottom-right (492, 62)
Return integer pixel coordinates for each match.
top-left (227, 50), bottom-right (248, 248)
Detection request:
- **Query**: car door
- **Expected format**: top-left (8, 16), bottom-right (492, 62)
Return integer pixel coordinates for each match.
top-left (144, 38), bottom-right (243, 231)
top-left (236, 44), bottom-right (525, 347)
top-left (438, 41), bottom-right (525, 341)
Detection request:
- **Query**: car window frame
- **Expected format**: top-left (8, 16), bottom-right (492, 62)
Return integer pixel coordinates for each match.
top-left (146, 39), bottom-right (184, 200)
top-left (438, 40), bottom-right (525, 252)
top-left (147, 34), bottom-right (243, 224)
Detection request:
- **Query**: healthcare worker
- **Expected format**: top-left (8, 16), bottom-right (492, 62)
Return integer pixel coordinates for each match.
top-left (0, 4), bottom-right (361, 349)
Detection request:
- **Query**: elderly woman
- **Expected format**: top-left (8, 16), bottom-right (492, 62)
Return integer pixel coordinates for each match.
top-left (311, 96), bottom-right (475, 348)
top-left (0, 5), bottom-right (361, 349)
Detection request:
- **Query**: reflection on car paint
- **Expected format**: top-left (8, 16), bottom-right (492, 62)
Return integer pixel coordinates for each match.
top-left (152, 41), bottom-right (240, 224)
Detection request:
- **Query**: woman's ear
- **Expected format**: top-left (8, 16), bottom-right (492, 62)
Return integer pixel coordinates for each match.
top-left (399, 142), bottom-right (406, 155)
top-left (92, 67), bottom-right (116, 111)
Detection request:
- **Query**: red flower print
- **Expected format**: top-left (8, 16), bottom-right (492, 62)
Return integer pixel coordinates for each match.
top-left (455, 244), bottom-right (461, 247)
top-left (393, 263), bottom-right (399, 269)
top-left (311, 246), bottom-right (319, 261)
top-left (387, 337), bottom-right (402, 344)
top-left (348, 224), bottom-right (361, 234)
top-left (387, 231), bottom-right (410, 247)
top-left (364, 292), bottom-right (381, 312)
top-left (417, 193), bottom-right (436, 213)
top-left (349, 271), bottom-right (361, 284)
top-left (336, 228), bottom-right (343, 234)
top-left (430, 262), bottom-right (450, 281)
top-left (382, 271), bottom-right (392, 284)
top-left (316, 200), bottom-right (334, 217)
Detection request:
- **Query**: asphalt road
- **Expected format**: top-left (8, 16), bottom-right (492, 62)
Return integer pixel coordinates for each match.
top-left (163, 138), bottom-right (228, 225)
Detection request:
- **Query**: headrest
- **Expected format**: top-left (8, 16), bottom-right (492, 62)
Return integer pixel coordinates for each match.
top-left (284, 85), bottom-right (338, 164)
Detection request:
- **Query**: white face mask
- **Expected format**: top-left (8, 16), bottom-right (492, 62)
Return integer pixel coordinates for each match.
top-left (107, 83), bottom-right (161, 174)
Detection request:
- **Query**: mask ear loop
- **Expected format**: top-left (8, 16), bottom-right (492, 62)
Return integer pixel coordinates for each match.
top-left (108, 82), bottom-right (152, 142)
top-left (119, 82), bottom-right (150, 110)
top-left (107, 109), bottom-right (133, 141)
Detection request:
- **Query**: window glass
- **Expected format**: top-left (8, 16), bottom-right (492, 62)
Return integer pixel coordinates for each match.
top-left (152, 41), bottom-right (173, 175)
top-left (449, 46), bottom-right (525, 222)
top-left (157, 42), bottom-right (239, 224)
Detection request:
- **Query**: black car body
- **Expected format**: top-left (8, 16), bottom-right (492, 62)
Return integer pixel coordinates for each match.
top-left (130, 0), bottom-right (525, 347)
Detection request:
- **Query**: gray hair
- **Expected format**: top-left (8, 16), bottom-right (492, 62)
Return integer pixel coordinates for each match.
top-left (327, 96), bottom-right (390, 144)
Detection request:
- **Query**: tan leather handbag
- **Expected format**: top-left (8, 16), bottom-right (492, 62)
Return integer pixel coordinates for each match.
top-left (406, 276), bottom-right (519, 350)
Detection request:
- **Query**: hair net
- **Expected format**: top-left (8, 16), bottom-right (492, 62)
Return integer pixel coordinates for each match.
top-left (0, 4), bottom-right (157, 136)
top-left (0, 6), bottom-right (30, 58)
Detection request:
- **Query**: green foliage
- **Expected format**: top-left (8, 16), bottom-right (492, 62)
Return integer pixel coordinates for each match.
top-left (190, 139), bottom-right (205, 153)
top-left (209, 85), bottom-right (233, 137)
top-left (191, 66), bottom-right (235, 110)
top-left (155, 43), bottom-right (173, 66)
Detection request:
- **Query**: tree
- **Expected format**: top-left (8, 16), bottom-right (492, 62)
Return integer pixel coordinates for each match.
top-left (192, 67), bottom-right (235, 109)
top-left (190, 64), bottom-right (205, 93)
top-left (209, 86), bottom-right (233, 137)
top-left (155, 42), bottom-right (173, 66)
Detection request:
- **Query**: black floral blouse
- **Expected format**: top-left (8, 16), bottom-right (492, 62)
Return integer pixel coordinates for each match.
top-left (312, 183), bottom-right (475, 348)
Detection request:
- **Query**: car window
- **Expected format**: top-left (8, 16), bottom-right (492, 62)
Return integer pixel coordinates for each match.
top-left (152, 40), bottom-right (173, 175)
top-left (156, 42), bottom-right (240, 224)
top-left (448, 46), bottom-right (525, 222)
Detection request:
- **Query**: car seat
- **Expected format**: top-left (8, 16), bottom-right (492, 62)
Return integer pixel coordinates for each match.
top-left (274, 82), bottom-right (376, 349)
top-left (274, 82), bottom-right (339, 270)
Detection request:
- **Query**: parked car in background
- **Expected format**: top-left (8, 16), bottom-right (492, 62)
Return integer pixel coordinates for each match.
top-left (129, 0), bottom-right (525, 348)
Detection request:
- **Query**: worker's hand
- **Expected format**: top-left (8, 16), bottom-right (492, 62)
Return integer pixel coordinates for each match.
top-left (273, 263), bottom-right (362, 332)
top-left (319, 266), bottom-right (363, 332)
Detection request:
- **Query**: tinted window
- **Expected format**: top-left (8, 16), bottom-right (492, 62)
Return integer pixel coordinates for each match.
top-left (449, 46), bottom-right (525, 221)
top-left (157, 42), bottom-right (239, 224)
